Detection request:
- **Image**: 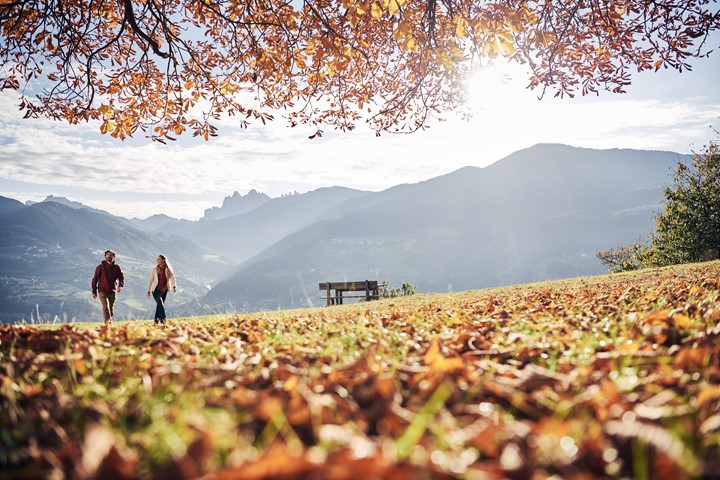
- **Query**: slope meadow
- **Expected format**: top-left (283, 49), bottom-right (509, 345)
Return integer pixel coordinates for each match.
top-left (2, 261), bottom-right (720, 479)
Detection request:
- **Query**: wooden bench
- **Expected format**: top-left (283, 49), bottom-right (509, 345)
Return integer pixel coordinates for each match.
top-left (319, 280), bottom-right (380, 306)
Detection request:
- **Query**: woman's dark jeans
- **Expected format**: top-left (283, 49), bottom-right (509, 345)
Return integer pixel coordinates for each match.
top-left (153, 290), bottom-right (168, 324)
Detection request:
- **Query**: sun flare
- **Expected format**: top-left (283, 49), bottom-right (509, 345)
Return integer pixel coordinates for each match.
top-left (466, 60), bottom-right (537, 113)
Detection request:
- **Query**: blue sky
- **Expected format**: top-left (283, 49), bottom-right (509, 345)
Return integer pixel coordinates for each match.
top-left (1, 53), bottom-right (718, 220)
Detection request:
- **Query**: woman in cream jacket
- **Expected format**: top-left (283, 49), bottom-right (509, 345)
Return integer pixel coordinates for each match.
top-left (147, 254), bottom-right (177, 324)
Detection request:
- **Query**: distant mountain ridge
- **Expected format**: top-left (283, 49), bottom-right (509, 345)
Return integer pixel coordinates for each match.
top-left (0, 143), bottom-right (689, 322)
top-left (126, 187), bottom-right (370, 263)
top-left (127, 190), bottom-right (272, 233)
top-left (187, 187), bottom-right (371, 264)
top-left (203, 189), bottom-right (271, 220)
top-left (128, 213), bottom-right (194, 233)
top-left (0, 200), bottom-right (232, 323)
top-left (0, 195), bottom-right (24, 216)
top-left (203, 144), bottom-right (686, 311)
top-left (32, 195), bottom-right (88, 209)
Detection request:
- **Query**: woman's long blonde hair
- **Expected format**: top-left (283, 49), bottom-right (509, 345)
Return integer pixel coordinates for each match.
top-left (158, 254), bottom-right (174, 277)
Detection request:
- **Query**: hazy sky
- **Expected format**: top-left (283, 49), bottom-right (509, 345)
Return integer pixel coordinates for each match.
top-left (1, 53), bottom-right (718, 220)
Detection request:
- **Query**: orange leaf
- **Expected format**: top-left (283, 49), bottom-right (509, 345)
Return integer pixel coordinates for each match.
top-left (423, 338), bottom-right (441, 365)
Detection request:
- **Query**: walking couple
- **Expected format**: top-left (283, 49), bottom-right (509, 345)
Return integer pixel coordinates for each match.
top-left (91, 250), bottom-right (177, 325)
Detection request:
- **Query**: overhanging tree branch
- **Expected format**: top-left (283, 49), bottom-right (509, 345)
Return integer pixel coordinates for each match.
top-left (0, 0), bottom-right (718, 141)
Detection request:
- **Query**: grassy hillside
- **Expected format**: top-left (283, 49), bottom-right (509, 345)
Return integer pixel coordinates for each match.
top-left (2, 261), bottom-right (719, 479)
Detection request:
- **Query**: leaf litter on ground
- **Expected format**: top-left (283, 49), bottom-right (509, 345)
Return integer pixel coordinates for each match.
top-left (1, 261), bottom-right (720, 479)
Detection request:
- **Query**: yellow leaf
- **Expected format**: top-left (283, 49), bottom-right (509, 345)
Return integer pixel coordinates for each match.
top-left (449, 44), bottom-right (464, 59)
top-left (424, 338), bottom-right (441, 365)
top-left (255, 396), bottom-right (283, 421)
top-left (324, 63), bottom-right (338, 77)
top-left (401, 34), bottom-right (417, 52)
top-left (672, 313), bottom-right (692, 329)
top-left (438, 51), bottom-right (452, 70)
top-left (392, 21), bottom-right (409, 41)
top-left (219, 81), bottom-right (239, 95)
top-left (99, 120), bottom-right (115, 135)
top-left (619, 338), bottom-right (639, 353)
top-left (430, 357), bottom-right (464, 374)
top-left (98, 104), bottom-right (114, 117)
top-left (498, 32), bottom-right (514, 55)
top-left (371, 2), bottom-right (382, 20)
top-left (689, 285), bottom-right (703, 296)
top-left (388, 0), bottom-right (399, 15)
top-left (283, 375), bottom-right (298, 392)
top-left (482, 38), bottom-right (498, 57)
top-left (456, 18), bottom-right (467, 38)
top-left (524, 6), bottom-right (538, 24)
top-left (697, 385), bottom-right (720, 407)
top-left (307, 72), bottom-right (325, 85)
top-left (73, 359), bottom-right (86, 376)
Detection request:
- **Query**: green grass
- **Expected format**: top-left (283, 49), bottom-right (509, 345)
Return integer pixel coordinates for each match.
top-left (2, 261), bottom-right (720, 478)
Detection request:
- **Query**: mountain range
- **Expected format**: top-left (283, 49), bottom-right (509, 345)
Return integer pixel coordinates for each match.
top-left (0, 143), bottom-right (687, 323)
top-left (0, 197), bottom-right (232, 323)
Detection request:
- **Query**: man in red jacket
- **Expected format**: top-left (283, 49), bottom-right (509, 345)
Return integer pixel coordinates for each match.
top-left (91, 249), bottom-right (125, 324)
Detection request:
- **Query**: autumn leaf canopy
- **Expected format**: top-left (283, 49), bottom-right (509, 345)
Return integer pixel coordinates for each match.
top-left (0, 0), bottom-right (718, 141)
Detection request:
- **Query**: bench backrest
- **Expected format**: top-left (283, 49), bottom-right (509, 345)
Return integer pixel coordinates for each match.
top-left (319, 280), bottom-right (379, 291)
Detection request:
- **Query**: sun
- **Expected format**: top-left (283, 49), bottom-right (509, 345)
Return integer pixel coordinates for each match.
top-left (467, 61), bottom-right (528, 112)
